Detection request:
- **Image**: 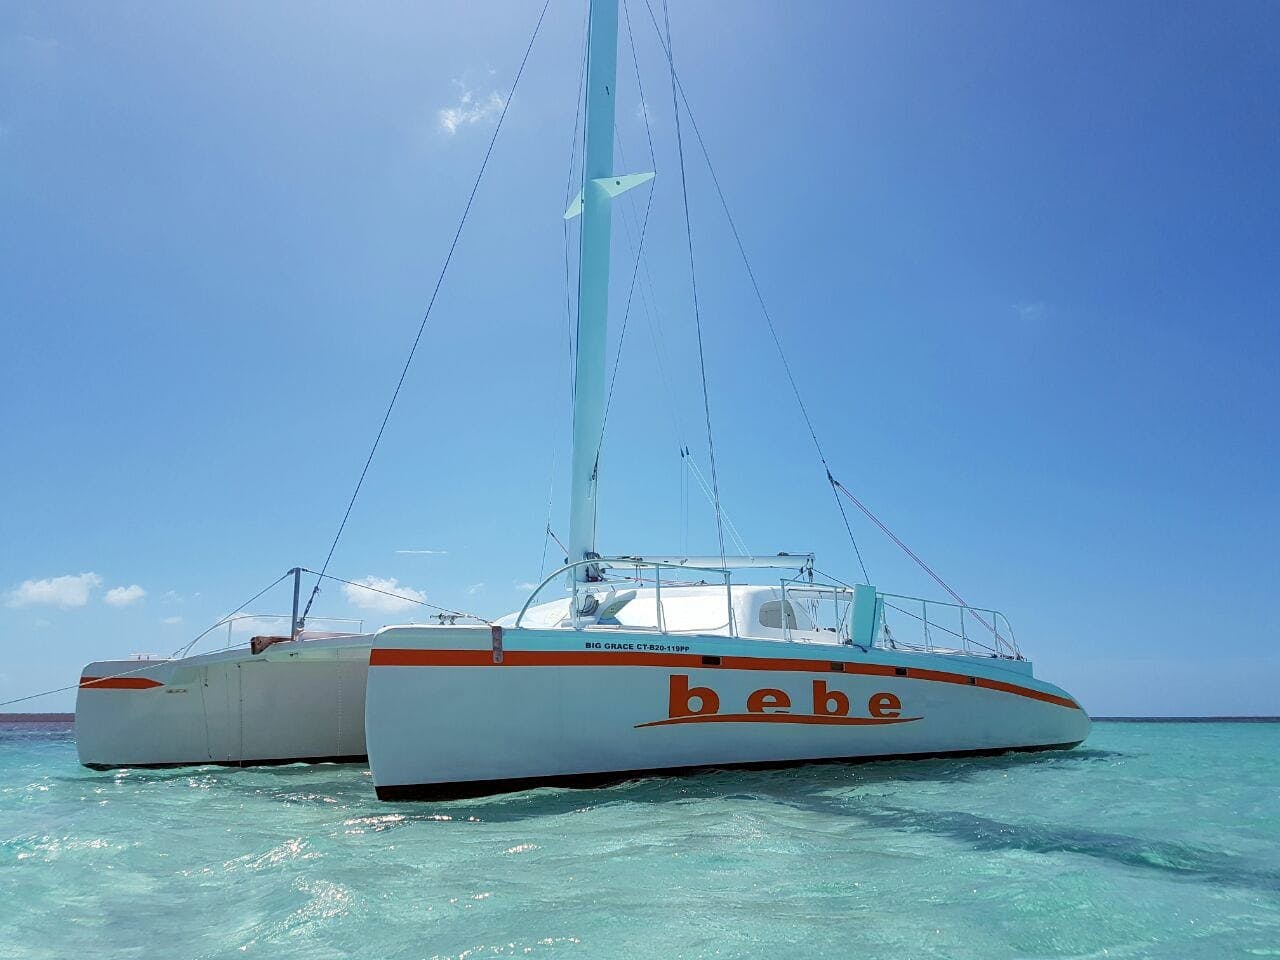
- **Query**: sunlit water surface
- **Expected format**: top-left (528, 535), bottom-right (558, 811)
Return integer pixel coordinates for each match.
top-left (1, 720), bottom-right (1277, 959)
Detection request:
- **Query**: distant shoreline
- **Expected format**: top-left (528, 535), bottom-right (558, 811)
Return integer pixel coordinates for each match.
top-left (1092, 716), bottom-right (1280, 723)
top-left (3, 713), bottom-right (1279, 724)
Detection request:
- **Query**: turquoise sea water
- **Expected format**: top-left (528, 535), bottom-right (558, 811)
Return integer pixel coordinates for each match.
top-left (1, 720), bottom-right (1277, 959)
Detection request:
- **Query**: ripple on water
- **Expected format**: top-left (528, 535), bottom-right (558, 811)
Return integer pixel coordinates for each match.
top-left (0, 722), bottom-right (1277, 959)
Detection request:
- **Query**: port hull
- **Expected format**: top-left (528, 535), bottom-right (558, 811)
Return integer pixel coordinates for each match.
top-left (75, 637), bottom-right (371, 769)
top-left (365, 625), bottom-right (1091, 800)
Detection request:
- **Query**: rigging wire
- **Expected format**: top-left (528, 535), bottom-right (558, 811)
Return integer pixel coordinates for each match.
top-left (592, 13), bottom-right (698, 554)
top-left (543, 0), bottom-right (592, 579)
top-left (571, 0), bottom-right (594, 546)
top-left (827, 478), bottom-right (1002, 641)
top-left (639, 0), bottom-right (871, 584)
top-left (0, 570), bottom-right (293, 709)
top-left (0, 563), bottom-right (493, 710)
top-left (683, 448), bottom-right (750, 555)
top-left (562, 0), bottom-right (591, 395)
top-left (661, 0), bottom-right (727, 568)
top-left (597, 156), bottom-right (654, 446)
top-left (603, 0), bottom-right (751, 557)
top-left (301, 568), bottom-right (490, 624)
top-left (172, 570), bottom-right (294, 658)
top-left (301, 0), bottom-right (553, 625)
top-left (596, 0), bottom-right (659, 441)
top-left (682, 446), bottom-right (689, 554)
top-left (588, 0), bottom-right (739, 557)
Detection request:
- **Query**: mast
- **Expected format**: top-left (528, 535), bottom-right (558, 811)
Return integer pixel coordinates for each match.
top-left (566, 0), bottom-right (621, 584)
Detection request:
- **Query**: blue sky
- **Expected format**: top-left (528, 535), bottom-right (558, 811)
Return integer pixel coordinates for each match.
top-left (2, 0), bottom-right (1276, 715)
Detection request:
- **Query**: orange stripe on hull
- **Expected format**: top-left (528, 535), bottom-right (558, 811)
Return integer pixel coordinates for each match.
top-left (368, 648), bottom-right (1080, 711)
top-left (79, 676), bottom-right (164, 690)
top-left (635, 712), bottom-right (923, 728)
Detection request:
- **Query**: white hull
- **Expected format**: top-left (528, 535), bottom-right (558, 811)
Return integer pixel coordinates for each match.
top-left (76, 636), bottom-right (371, 769)
top-left (365, 624), bottom-right (1090, 800)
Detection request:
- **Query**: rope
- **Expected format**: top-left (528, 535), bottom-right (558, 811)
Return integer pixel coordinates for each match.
top-left (546, 525), bottom-right (569, 558)
top-left (662, 0), bottom-right (727, 568)
top-left (301, 0), bottom-right (553, 626)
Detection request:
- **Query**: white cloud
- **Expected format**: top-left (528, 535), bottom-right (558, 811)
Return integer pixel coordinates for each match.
top-left (162, 616), bottom-right (183, 625)
top-left (5, 572), bottom-right (101, 608)
top-left (104, 584), bottom-right (146, 607)
top-left (395, 549), bottom-right (448, 556)
top-left (1013, 300), bottom-right (1047, 322)
top-left (223, 614), bottom-right (288, 634)
top-left (514, 581), bottom-right (539, 592)
top-left (438, 80), bottom-right (505, 135)
top-left (466, 582), bottom-right (486, 595)
top-left (342, 576), bottom-right (427, 613)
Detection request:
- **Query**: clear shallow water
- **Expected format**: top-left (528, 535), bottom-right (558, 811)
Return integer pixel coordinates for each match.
top-left (1, 721), bottom-right (1277, 959)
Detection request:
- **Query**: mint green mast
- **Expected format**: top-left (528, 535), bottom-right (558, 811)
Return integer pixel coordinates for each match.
top-left (565, 0), bottom-right (653, 584)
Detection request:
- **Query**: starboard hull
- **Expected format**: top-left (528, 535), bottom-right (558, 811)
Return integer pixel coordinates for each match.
top-left (365, 625), bottom-right (1090, 800)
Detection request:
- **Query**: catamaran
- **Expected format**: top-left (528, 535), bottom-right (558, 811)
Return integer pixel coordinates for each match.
top-left (360, 0), bottom-right (1090, 800)
top-left (76, 0), bottom-right (1088, 789)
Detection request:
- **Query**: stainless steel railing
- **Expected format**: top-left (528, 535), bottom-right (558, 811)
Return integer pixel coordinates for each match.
top-left (513, 558), bottom-right (1022, 660)
top-left (874, 593), bottom-right (1021, 660)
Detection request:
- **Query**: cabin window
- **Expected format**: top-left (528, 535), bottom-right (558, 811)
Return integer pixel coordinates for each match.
top-left (759, 600), bottom-right (800, 630)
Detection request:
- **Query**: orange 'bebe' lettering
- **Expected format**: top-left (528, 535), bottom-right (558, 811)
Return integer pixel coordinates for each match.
top-left (868, 692), bottom-right (902, 718)
top-left (746, 688), bottom-right (790, 713)
top-left (657, 674), bottom-right (913, 726)
top-left (669, 674), bottom-right (720, 717)
top-left (811, 680), bottom-right (850, 717)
